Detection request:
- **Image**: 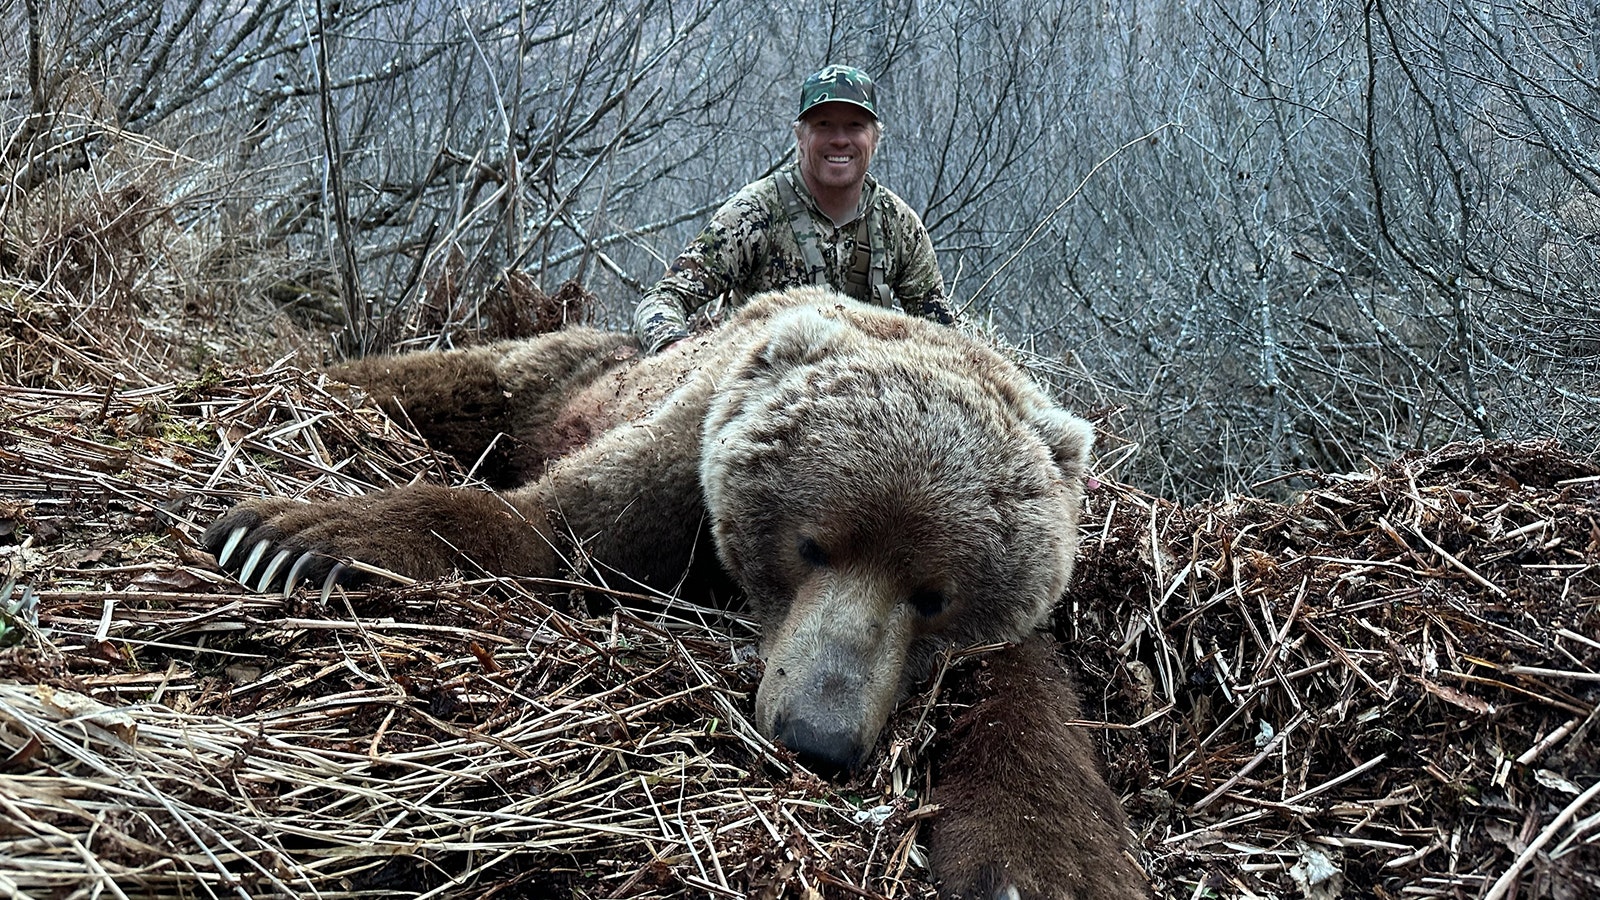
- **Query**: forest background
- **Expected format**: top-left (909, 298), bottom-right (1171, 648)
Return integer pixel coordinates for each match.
top-left (3, 0), bottom-right (1596, 500)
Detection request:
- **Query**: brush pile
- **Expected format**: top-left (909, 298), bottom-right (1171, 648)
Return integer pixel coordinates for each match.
top-left (1065, 440), bottom-right (1600, 900)
top-left (3, 273), bottom-right (1598, 899)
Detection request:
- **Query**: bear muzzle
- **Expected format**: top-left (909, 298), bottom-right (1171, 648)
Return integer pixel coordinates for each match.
top-left (754, 596), bottom-right (912, 777)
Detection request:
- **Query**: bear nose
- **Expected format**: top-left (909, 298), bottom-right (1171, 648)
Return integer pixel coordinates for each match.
top-left (773, 713), bottom-right (865, 776)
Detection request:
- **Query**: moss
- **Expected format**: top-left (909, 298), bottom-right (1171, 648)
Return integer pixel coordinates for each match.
top-left (159, 420), bottom-right (215, 447)
top-left (175, 362), bottom-right (228, 402)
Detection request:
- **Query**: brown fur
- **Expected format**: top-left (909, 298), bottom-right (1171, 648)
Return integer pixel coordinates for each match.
top-left (931, 638), bottom-right (1148, 899)
top-left (203, 287), bottom-right (1148, 899)
top-left (332, 329), bottom-right (636, 487)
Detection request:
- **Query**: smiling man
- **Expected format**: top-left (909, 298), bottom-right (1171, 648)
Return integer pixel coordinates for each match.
top-left (633, 65), bottom-right (954, 353)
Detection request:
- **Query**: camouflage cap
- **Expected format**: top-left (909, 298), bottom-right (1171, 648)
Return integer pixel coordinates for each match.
top-left (798, 65), bottom-right (879, 121)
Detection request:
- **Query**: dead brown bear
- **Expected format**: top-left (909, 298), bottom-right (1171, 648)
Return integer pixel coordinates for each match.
top-left (203, 287), bottom-right (1148, 899)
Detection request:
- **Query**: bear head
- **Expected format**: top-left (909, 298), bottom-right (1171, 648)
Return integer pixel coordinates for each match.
top-left (699, 294), bottom-right (1094, 773)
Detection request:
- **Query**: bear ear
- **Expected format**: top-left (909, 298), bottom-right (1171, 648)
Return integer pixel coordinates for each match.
top-left (753, 306), bottom-right (847, 374)
top-left (1033, 408), bottom-right (1095, 482)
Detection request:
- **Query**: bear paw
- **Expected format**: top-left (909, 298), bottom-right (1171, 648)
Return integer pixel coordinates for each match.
top-left (204, 497), bottom-right (396, 596)
top-left (934, 854), bottom-right (1144, 900)
top-left (929, 640), bottom-right (1149, 900)
top-left (202, 486), bottom-right (553, 595)
top-left (935, 864), bottom-right (1025, 900)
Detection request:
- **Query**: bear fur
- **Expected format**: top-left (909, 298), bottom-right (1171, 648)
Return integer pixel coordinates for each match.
top-left (203, 287), bottom-right (1149, 900)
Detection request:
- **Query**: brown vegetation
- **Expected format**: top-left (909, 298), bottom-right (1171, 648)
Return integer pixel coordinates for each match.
top-left (1068, 440), bottom-right (1600, 899)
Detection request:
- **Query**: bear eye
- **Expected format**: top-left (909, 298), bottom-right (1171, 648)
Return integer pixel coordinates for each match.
top-left (908, 588), bottom-right (948, 618)
top-left (798, 536), bottom-right (830, 568)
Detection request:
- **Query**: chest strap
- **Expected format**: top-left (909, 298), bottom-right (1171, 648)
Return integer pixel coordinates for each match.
top-left (775, 173), bottom-right (828, 287)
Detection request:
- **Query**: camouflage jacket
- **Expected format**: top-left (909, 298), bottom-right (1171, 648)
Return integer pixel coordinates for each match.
top-left (633, 166), bottom-right (952, 352)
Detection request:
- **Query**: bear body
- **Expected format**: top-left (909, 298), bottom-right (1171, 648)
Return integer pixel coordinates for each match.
top-left (204, 287), bottom-right (1148, 899)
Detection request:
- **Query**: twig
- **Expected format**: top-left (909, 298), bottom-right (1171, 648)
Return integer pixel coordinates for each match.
top-left (1483, 777), bottom-right (1600, 900)
top-left (966, 122), bottom-right (1178, 309)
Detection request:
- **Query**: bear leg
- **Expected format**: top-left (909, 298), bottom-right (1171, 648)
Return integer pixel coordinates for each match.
top-left (514, 394), bottom-right (716, 594)
top-left (929, 637), bottom-right (1149, 900)
top-left (334, 329), bottom-right (635, 487)
top-left (203, 485), bottom-right (560, 593)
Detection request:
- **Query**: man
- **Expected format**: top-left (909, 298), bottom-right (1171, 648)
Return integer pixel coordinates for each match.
top-left (633, 64), bottom-right (954, 353)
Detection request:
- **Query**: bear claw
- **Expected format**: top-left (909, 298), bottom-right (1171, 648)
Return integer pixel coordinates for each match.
top-left (205, 511), bottom-right (353, 597)
top-left (283, 552), bottom-right (315, 598)
top-left (219, 538), bottom-right (350, 600)
top-left (319, 563), bottom-right (346, 603)
top-left (256, 548), bottom-right (294, 593)
top-left (216, 525), bottom-right (249, 567)
top-left (238, 540), bottom-right (271, 584)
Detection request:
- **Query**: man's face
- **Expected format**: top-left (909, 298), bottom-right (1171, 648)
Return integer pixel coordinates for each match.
top-left (794, 103), bottom-right (880, 195)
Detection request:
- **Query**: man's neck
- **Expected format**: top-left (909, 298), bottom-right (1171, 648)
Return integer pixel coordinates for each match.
top-left (798, 171), bottom-right (864, 226)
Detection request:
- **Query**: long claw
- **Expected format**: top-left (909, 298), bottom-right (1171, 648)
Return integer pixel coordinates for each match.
top-left (217, 525), bottom-right (248, 567)
top-left (319, 563), bottom-right (347, 605)
top-left (283, 552), bottom-right (315, 598)
top-left (256, 548), bottom-right (294, 593)
top-left (238, 540), bottom-right (271, 584)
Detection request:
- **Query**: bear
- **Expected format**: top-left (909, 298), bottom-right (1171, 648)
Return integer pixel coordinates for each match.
top-left (202, 287), bottom-right (1149, 900)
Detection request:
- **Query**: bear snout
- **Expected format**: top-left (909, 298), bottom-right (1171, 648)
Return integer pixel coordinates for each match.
top-left (758, 654), bottom-right (885, 776)
top-left (755, 595), bottom-right (912, 777)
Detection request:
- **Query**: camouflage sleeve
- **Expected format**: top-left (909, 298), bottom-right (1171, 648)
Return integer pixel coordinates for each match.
top-left (886, 198), bottom-right (954, 325)
top-left (633, 282), bottom-right (693, 354)
top-left (634, 184), bottom-right (776, 353)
